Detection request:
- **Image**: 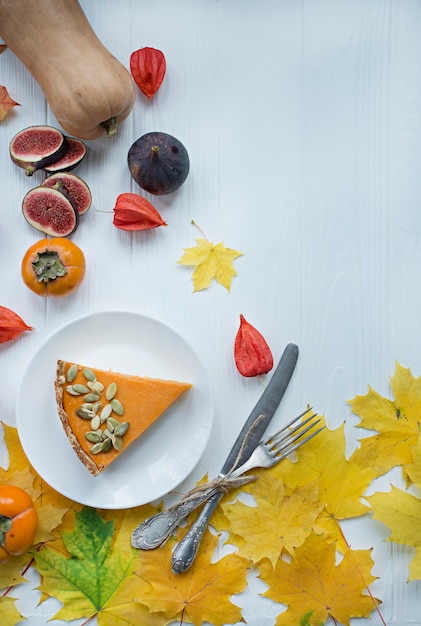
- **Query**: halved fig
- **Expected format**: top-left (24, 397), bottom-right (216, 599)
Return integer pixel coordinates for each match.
top-left (127, 131), bottom-right (190, 195)
top-left (41, 172), bottom-right (92, 215)
top-left (43, 137), bottom-right (87, 173)
top-left (22, 186), bottom-right (78, 236)
top-left (10, 125), bottom-right (68, 176)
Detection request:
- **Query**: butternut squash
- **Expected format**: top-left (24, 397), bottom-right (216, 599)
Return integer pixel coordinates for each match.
top-left (0, 0), bottom-right (135, 140)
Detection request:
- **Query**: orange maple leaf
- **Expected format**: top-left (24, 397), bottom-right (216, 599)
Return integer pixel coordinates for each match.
top-left (0, 85), bottom-right (20, 121)
top-left (349, 362), bottom-right (420, 477)
top-left (136, 527), bottom-right (249, 626)
top-left (260, 531), bottom-right (379, 626)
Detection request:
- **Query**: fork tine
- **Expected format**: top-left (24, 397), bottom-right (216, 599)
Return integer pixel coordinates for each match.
top-left (263, 407), bottom-right (313, 446)
top-left (274, 425), bottom-right (325, 460)
top-left (263, 408), bottom-right (315, 448)
top-left (268, 415), bottom-right (321, 450)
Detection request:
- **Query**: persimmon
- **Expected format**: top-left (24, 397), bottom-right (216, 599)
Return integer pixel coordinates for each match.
top-left (21, 237), bottom-right (86, 297)
top-left (0, 484), bottom-right (38, 564)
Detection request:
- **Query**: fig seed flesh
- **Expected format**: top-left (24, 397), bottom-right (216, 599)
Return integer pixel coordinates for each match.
top-left (10, 125), bottom-right (68, 176)
top-left (43, 137), bottom-right (87, 173)
top-left (128, 131), bottom-right (190, 195)
top-left (41, 172), bottom-right (92, 215)
top-left (22, 186), bottom-right (78, 237)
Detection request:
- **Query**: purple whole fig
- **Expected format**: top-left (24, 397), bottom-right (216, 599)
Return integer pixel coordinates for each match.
top-left (41, 172), bottom-right (92, 215)
top-left (128, 131), bottom-right (189, 195)
top-left (10, 125), bottom-right (68, 176)
top-left (43, 137), bottom-right (87, 173)
top-left (22, 186), bottom-right (78, 236)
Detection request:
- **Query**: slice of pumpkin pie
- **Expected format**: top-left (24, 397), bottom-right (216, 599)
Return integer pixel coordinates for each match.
top-left (55, 359), bottom-right (192, 476)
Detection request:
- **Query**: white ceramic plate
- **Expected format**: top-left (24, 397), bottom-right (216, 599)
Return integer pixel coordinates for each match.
top-left (16, 311), bottom-right (213, 509)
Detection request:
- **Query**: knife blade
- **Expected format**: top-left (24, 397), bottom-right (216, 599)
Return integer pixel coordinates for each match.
top-left (171, 342), bottom-right (299, 573)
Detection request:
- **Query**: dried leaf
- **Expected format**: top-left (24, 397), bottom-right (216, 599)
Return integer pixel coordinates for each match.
top-left (136, 528), bottom-right (249, 625)
top-left (0, 306), bottom-right (33, 343)
top-left (130, 47), bottom-right (166, 99)
top-left (276, 416), bottom-right (376, 551)
top-left (367, 486), bottom-right (421, 581)
top-left (0, 596), bottom-right (24, 626)
top-left (113, 193), bottom-right (167, 231)
top-left (178, 237), bottom-right (242, 292)
top-left (234, 314), bottom-right (273, 376)
top-left (0, 86), bottom-right (20, 121)
top-left (216, 471), bottom-right (323, 566)
top-left (260, 532), bottom-right (378, 625)
top-left (349, 362), bottom-right (420, 478)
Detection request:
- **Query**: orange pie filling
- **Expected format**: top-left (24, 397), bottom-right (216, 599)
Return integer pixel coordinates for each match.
top-left (55, 360), bottom-right (192, 476)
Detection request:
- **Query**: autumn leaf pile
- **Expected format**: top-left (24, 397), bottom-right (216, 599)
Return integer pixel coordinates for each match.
top-left (2, 362), bottom-right (421, 625)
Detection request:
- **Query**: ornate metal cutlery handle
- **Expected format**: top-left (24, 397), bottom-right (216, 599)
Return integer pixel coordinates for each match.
top-left (131, 487), bottom-right (216, 550)
top-left (171, 492), bottom-right (222, 574)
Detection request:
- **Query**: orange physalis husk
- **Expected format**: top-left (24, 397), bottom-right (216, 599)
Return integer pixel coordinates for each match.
top-left (113, 193), bottom-right (167, 231)
top-left (234, 314), bottom-right (273, 377)
top-left (0, 306), bottom-right (33, 343)
top-left (130, 47), bottom-right (166, 99)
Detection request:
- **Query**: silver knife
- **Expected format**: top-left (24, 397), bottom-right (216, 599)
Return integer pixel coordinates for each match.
top-left (171, 342), bottom-right (299, 574)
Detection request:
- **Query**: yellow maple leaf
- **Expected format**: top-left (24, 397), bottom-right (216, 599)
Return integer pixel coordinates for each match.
top-left (260, 532), bottom-right (379, 626)
top-left (349, 362), bottom-right (420, 477)
top-left (367, 486), bottom-right (421, 581)
top-left (278, 416), bottom-right (375, 550)
top-left (177, 237), bottom-right (242, 292)
top-left (404, 436), bottom-right (421, 488)
top-left (215, 470), bottom-right (323, 566)
top-left (0, 597), bottom-right (24, 626)
top-left (136, 527), bottom-right (249, 626)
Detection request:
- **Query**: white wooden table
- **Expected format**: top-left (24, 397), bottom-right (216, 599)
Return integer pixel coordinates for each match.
top-left (1, 1), bottom-right (421, 624)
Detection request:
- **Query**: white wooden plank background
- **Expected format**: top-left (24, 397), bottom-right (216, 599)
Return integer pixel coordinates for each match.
top-left (1, 1), bottom-right (421, 624)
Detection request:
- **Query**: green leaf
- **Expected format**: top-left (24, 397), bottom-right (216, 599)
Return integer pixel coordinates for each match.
top-left (34, 507), bottom-right (137, 621)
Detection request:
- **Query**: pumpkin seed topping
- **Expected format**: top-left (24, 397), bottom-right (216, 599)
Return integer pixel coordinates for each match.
top-left (85, 431), bottom-right (102, 443)
top-left (90, 415), bottom-right (101, 431)
top-left (66, 364), bottom-right (78, 383)
top-left (111, 398), bottom-right (124, 416)
top-left (76, 407), bottom-right (96, 420)
top-left (66, 385), bottom-right (82, 396)
top-left (112, 435), bottom-right (123, 451)
top-left (88, 381), bottom-right (104, 394)
top-left (63, 365), bottom-right (130, 456)
top-left (102, 438), bottom-right (112, 453)
top-left (115, 421), bottom-right (129, 437)
top-left (83, 367), bottom-right (96, 382)
top-left (100, 404), bottom-right (113, 422)
top-left (83, 393), bottom-right (100, 403)
top-left (103, 428), bottom-right (113, 440)
top-left (107, 417), bottom-right (120, 432)
top-left (72, 383), bottom-right (90, 394)
top-left (105, 382), bottom-right (117, 400)
top-left (90, 442), bottom-right (104, 455)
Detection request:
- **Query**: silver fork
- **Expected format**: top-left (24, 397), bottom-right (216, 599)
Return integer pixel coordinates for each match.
top-left (171, 410), bottom-right (324, 573)
top-left (131, 409), bottom-right (323, 551)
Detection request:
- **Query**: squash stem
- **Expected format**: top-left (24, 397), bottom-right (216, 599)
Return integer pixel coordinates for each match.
top-left (100, 117), bottom-right (117, 137)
